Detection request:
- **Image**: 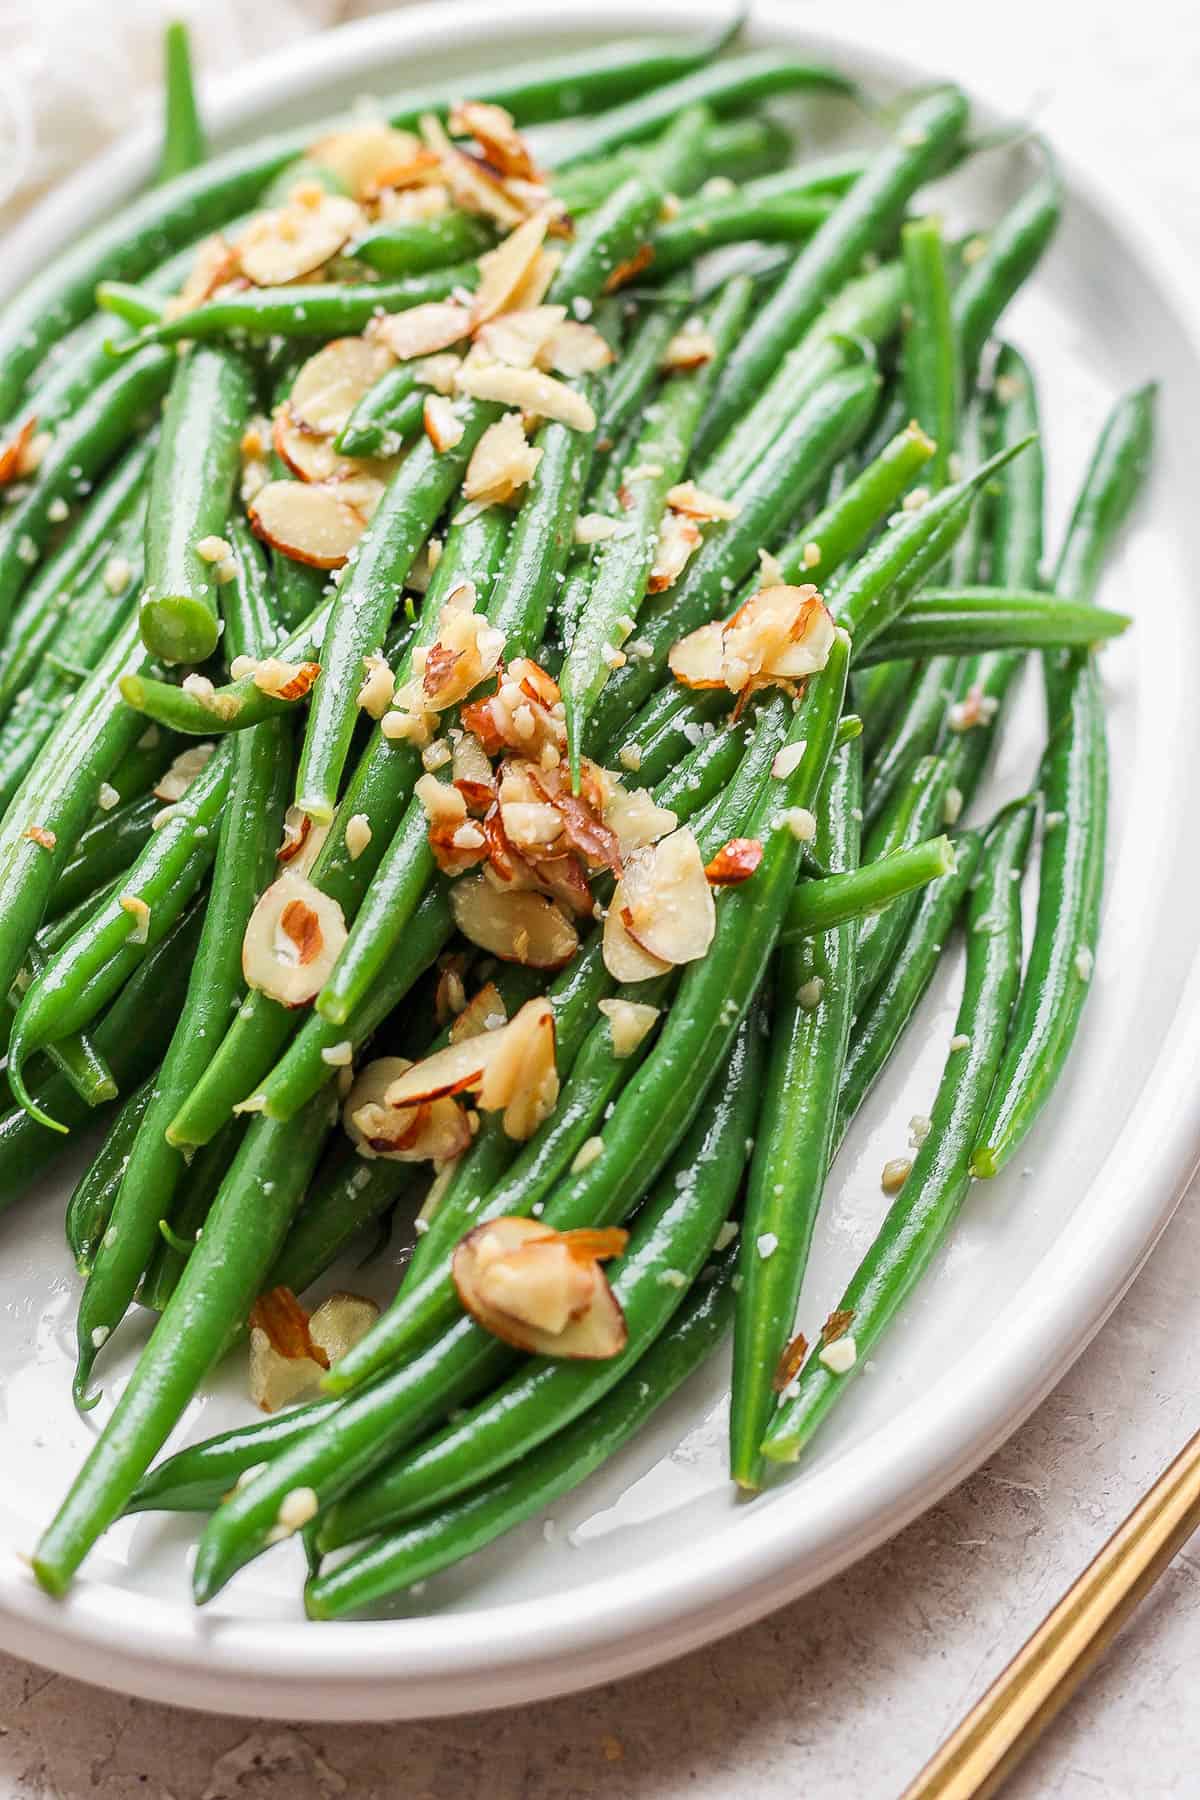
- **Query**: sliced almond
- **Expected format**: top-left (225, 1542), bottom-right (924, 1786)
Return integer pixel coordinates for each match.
top-left (0, 416), bottom-right (39, 486)
top-left (463, 411), bottom-right (542, 504)
top-left (272, 405), bottom-right (347, 484)
top-left (370, 301), bottom-right (473, 361)
top-left (450, 878), bottom-right (578, 969)
top-left (506, 247), bottom-right (561, 312)
top-left (705, 837), bottom-right (764, 885)
top-left (289, 338), bottom-right (395, 436)
top-left (665, 620), bottom-right (725, 688)
top-left (409, 351), bottom-right (463, 395)
top-left (456, 362), bottom-right (596, 432)
top-left (538, 321), bottom-right (615, 377)
top-left (661, 328), bottom-right (717, 371)
top-left (648, 510), bottom-right (703, 594)
top-left (449, 980), bottom-right (508, 1044)
top-left (249, 1286), bottom-right (328, 1412)
top-left (471, 210), bottom-right (553, 327)
top-left (602, 902), bottom-right (672, 984)
top-left (307, 124), bottom-right (426, 200)
top-left (453, 1216), bottom-right (628, 1359)
top-left (670, 585), bottom-right (836, 695)
top-left (376, 181), bottom-right (451, 221)
top-left (420, 113), bottom-right (527, 228)
top-left (602, 782), bottom-right (678, 858)
top-left (597, 996), bottom-right (661, 1059)
top-left (448, 101), bottom-right (539, 181)
top-left (343, 1055), bottom-right (471, 1163)
top-left (275, 805), bottom-right (328, 876)
top-left (386, 996), bottom-right (558, 1141)
top-left (309, 1292), bottom-right (381, 1366)
top-left (175, 235), bottom-right (242, 313)
top-left (424, 393), bottom-right (465, 452)
top-left (471, 303), bottom-right (566, 371)
top-left (237, 193), bottom-right (362, 286)
top-left (604, 243), bottom-right (655, 292)
top-left (242, 870), bottom-right (348, 1006)
top-left (612, 828), bottom-right (715, 968)
top-left (665, 481), bottom-right (740, 522)
top-left (248, 480), bottom-right (365, 569)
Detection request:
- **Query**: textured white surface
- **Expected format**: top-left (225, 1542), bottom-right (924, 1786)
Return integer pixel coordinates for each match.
top-left (2, 0), bottom-right (1200, 1792)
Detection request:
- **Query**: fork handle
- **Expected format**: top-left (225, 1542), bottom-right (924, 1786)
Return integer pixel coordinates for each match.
top-left (900, 1422), bottom-right (1200, 1800)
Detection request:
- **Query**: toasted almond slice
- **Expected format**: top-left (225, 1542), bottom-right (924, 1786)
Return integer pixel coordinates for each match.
top-left (538, 320), bottom-right (615, 377)
top-left (237, 193), bottom-right (362, 286)
top-left (453, 1217), bottom-right (628, 1359)
top-left (614, 828), bottom-right (715, 968)
top-left (365, 148), bottom-right (444, 195)
top-left (272, 405), bottom-right (347, 485)
top-left (424, 393), bottom-right (465, 451)
top-left (705, 837), bottom-right (764, 886)
top-left (666, 481), bottom-right (740, 522)
top-left (450, 877), bottom-right (578, 968)
top-left (602, 782), bottom-right (678, 857)
top-left (456, 362), bottom-right (596, 432)
top-left (597, 996), bottom-right (661, 1058)
top-left (463, 411), bottom-right (542, 503)
top-left (507, 247), bottom-right (561, 312)
top-left (471, 211), bottom-right (553, 327)
top-left (450, 980), bottom-right (508, 1043)
top-left (249, 1286), bottom-right (329, 1411)
top-left (371, 300), bottom-right (474, 362)
top-left (602, 902), bottom-right (672, 983)
top-left (648, 510), bottom-right (702, 593)
top-left (309, 1292), bottom-right (381, 1366)
top-left (176, 235), bottom-right (242, 312)
top-left (343, 1055), bottom-right (471, 1163)
top-left (307, 124), bottom-right (426, 200)
top-left (471, 303), bottom-right (566, 371)
top-left (449, 100), bottom-right (539, 181)
top-left (290, 338), bottom-right (396, 436)
top-left (385, 997), bottom-right (556, 1137)
top-left (0, 416), bottom-right (39, 486)
top-left (375, 181), bottom-right (452, 220)
top-left (409, 351), bottom-right (463, 395)
top-left (153, 741), bottom-right (215, 803)
top-left (243, 870), bottom-right (348, 1006)
top-left (667, 620), bottom-right (726, 688)
top-left (717, 586), bottom-right (836, 687)
top-left (604, 243), bottom-right (655, 292)
top-left (661, 327), bottom-right (717, 371)
top-left (248, 480), bottom-right (365, 569)
top-left (420, 113), bottom-right (527, 228)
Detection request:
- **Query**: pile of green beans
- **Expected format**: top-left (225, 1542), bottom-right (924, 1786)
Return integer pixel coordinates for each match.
top-left (0, 22), bottom-right (1152, 1621)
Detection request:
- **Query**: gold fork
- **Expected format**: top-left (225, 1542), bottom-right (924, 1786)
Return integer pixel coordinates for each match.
top-left (899, 1424), bottom-right (1200, 1799)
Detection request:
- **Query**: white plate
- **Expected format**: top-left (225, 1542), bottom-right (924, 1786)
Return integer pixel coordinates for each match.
top-left (2, 0), bottom-right (1199, 1723)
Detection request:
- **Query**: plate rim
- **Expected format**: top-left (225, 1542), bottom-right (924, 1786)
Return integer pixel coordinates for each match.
top-left (2, 0), bottom-right (1199, 1721)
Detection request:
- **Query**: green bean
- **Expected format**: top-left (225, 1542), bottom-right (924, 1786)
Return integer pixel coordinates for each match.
top-left (0, 439), bottom-right (153, 720)
top-left (0, 905), bottom-right (203, 1216)
top-left (294, 409), bottom-right (499, 823)
top-left (835, 831), bottom-right (985, 1146)
top-left (347, 211), bottom-right (494, 277)
top-left (140, 346), bottom-right (254, 663)
top-left (648, 187), bottom-right (835, 276)
top-left (318, 1009), bottom-right (763, 1548)
top-left (548, 51), bottom-right (861, 169)
top-left (127, 1398), bottom-right (334, 1516)
top-left (0, 347), bottom-right (172, 630)
top-left (764, 798), bottom-right (1035, 1463)
top-left (158, 22), bottom-right (206, 184)
top-left (587, 363), bottom-right (880, 750)
top-left (730, 741), bottom-right (860, 1489)
top-left (136, 1124), bottom-right (243, 1312)
top-left (166, 507), bottom-right (511, 1147)
top-left (954, 172), bottom-right (1061, 382)
top-left (971, 384), bottom-right (1155, 1178)
top-left (561, 276), bottom-right (750, 781)
top-left (553, 115), bottom-right (802, 215)
top-left (307, 1251), bottom-right (737, 1614)
top-left (901, 215), bottom-right (958, 489)
top-left (858, 588), bottom-right (1128, 664)
top-left (592, 296), bottom-right (690, 455)
top-left (33, 1083), bottom-right (337, 1594)
top-left (64, 1077), bottom-right (156, 1274)
top-left (695, 88), bottom-right (969, 459)
top-left (862, 656), bottom-right (956, 827)
top-left (781, 832), bottom-right (956, 942)
top-left (70, 527), bottom-right (292, 1402)
top-left (334, 367), bottom-right (425, 459)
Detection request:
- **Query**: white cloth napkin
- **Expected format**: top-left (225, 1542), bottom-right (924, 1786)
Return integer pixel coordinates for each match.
top-left (0, 0), bottom-right (344, 229)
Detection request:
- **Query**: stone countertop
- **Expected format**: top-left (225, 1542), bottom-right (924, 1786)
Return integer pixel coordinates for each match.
top-left (2, 1), bottom-right (1199, 1794)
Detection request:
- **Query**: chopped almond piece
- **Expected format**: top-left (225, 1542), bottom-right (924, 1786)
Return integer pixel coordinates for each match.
top-left (450, 878), bottom-right (578, 969)
top-left (471, 210), bottom-right (553, 326)
top-left (357, 652), bottom-right (395, 718)
top-left (424, 393), bottom-right (465, 451)
top-left (669, 586), bottom-right (837, 696)
top-left (309, 1293), bottom-right (381, 1367)
top-left (597, 996), bottom-right (661, 1058)
top-left (237, 193), bottom-right (363, 286)
top-left (603, 243), bottom-right (654, 292)
top-left (457, 361), bottom-right (596, 432)
top-left (153, 742), bottom-right (214, 803)
top-left (344, 813), bottom-right (372, 861)
top-left (375, 181), bottom-right (452, 221)
top-left (538, 320), bottom-right (615, 377)
top-left (391, 582), bottom-right (504, 716)
top-left (242, 870), bottom-right (348, 1006)
top-left (449, 100), bottom-right (539, 181)
top-left (0, 416), bottom-right (40, 486)
top-left (276, 805), bottom-right (316, 869)
top-left (409, 351), bottom-right (462, 395)
top-left (289, 338), bottom-right (395, 436)
top-left (452, 728), bottom-right (495, 789)
top-left (665, 481), bottom-right (740, 522)
top-left (371, 301), bottom-right (473, 361)
top-left (648, 510), bottom-right (703, 594)
top-left (307, 123), bottom-right (426, 200)
top-left (419, 113), bottom-right (527, 228)
top-left (607, 828), bottom-right (715, 974)
top-left (174, 235), bottom-right (242, 313)
top-left (704, 837), bottom-right (764, 886)
top-left (119, 893), bottom-right (151, 944)
top-left (249, 480), bottom-right (365, 569)
top-left (602, 782), bottom-right (677, 857)
top-left (453, 1216), bottom-right (628, 1358)
top-left (463, 411), bottom-right (542, 504)
top-left (23, 823), bottom-right (56, 851)
top-left (234, 656), bottom-right (321, 701)
top-left (249, 1288), bottom-right (380, 1411)
top-left (386, 996), bottom-right (558, 1141)
top-left (661, 327), bottom-right (717, 371)
top-left (343, 1055), bottom-right (471, 1163)
top-left (574, 512), bottom-right (623, 545)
